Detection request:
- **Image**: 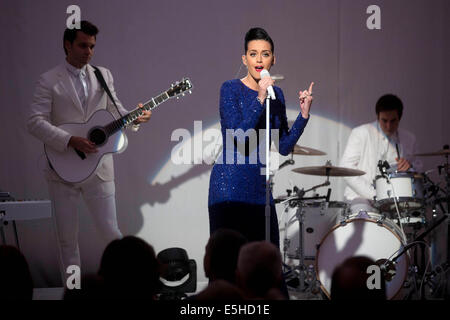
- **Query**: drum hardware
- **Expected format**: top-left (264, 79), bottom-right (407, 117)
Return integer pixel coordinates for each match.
top-left (280, 188), bottom-right (339, 294)
top-left (315, 213), bottom-right (409, 299)
top-left (375, 258), bottom-right (397, 282)
top-left (414, 147), bottom-right (449, 299)
top-left (283, 200), bottom-right (316, 293)
top-left (291, 145), bottom-right (327, 156)
top-left (275, 178), bottom-right (331, 206)
top-left (386, 214), bottom-right (450, 300)
top-left (415, 144), bottom-right (450, 213)
top-left (413, 145), bottom-right (450, 157)
top-left (271, 143), bottom-right (327, 156)
top-left (423, 261), bottom-right (449, 297)
top-left (292, 160), bottom-right (366, 177)
top-left (278, 158), bottom-right (295, 170)
top-left (376, 213), bottom-right (386, 226)
top-left (283, 160), bottom-right (363, 294)
top-left (375, 171), bottom-right (425, 214)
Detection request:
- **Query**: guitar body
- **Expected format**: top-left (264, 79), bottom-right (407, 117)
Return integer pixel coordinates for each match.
top-left (44, 77), bottom-right (193, 183)
top-left (44, 109), bottom-right (128, 183)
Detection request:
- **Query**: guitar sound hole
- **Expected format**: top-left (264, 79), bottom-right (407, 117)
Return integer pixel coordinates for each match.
top-left (89, 127), bottom-right (107, 146)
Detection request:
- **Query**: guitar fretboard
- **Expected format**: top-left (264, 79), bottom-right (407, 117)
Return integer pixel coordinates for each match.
top-left (104, 92), bottom-right (170, 135)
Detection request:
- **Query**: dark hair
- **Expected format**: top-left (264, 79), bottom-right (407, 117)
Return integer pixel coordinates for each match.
top-left (63, 274), bottom-right (106, 300)
top-left (330, 256), bottom-right (387, 300)
top-left (0, 245), bottom-right (34, 300)
top-left (206, 229), bottom-right (248, 283)
top-left (98, 236), bottom-right (161, 299)
top-left (237, 241), bottom-right (282, 298)
top-left (244, 27), bottom-right (274, 53)
top-left (375, 94), bottom-right (403, 119)
top-left (63, 20), bottom-right (99, 55)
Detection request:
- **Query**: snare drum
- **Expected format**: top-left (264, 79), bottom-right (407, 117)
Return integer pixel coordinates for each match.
top-left (316, 212), bottom-right (408, 300)
top-left (281, 201), bottom-right (348, 260)
top-left (375, 172), bottom-right (424, 212)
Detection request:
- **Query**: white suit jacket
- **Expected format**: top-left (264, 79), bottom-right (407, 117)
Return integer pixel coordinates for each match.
top-left (28, 63), bottom-right (132, 182)
top-left (339, 121), bottom-right (422, 201)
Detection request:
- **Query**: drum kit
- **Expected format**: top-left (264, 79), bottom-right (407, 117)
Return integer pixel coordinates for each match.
top-left (275, 144), bottom-right (450, 300)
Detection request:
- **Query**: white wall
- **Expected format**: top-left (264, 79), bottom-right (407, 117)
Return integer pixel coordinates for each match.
top-left (0, 0), bottom-right (448, 287)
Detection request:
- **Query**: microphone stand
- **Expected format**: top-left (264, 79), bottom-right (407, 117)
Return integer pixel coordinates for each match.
top-left (265, 93), bottom-right (275, 242)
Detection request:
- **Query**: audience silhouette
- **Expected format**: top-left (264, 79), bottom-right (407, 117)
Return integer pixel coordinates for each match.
top-left (0, 245), bottom-right (33, 300)
top-left (330, 256), bottom-right (387, 300)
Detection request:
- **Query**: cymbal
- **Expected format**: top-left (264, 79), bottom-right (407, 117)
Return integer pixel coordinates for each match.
top-left (271, 144), bottom-right (326, 156)
top-left (292, 165), bottom-right (366, 177)
top-left (292, 145), bottom-right (327, 156)
top-left (414, 148), bottom-right (450, 157)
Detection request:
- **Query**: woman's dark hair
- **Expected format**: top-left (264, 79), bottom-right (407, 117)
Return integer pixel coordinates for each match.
top-left (63, 20), bottom-right (99, 55)
top-left (206, 229), bottom-right (248, 283)
top-left (244, 27), bottom-right (274, 53)
top-left (98, 236), bottom-right (161, 299)
top-left (375, 94), bottom-right (403, 119)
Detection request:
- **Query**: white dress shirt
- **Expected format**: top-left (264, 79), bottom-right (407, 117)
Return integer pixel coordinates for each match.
top-left (65, 60), bottom-right (89, 110)
top-left (340, 121), bottom-right (422, 202)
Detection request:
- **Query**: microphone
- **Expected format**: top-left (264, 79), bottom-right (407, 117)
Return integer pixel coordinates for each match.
top-left (260, 69), bottom-right (276, 100)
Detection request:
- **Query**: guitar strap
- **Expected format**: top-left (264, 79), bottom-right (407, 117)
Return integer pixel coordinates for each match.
top-left (92, 66), bottom-right (123, 118)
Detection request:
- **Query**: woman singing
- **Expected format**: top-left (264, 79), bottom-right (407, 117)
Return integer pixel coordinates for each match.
top-left (208, 27), bottom-right (314, 248)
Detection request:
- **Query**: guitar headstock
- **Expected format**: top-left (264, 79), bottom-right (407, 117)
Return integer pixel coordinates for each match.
top-left (167, 77), bottom-right (193, 99)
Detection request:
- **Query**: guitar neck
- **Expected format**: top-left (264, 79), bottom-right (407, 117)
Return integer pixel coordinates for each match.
top-left (104, 91), bottom-right (170, 135)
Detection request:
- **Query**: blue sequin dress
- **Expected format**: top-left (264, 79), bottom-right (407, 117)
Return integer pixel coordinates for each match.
top-left (208, 79), bottom-right (309, 244)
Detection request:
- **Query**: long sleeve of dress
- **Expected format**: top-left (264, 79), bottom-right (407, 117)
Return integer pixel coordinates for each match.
top-left (275, 88), bottom-right (309, 156)
top-left (219, 81), bottom-right (265, 132)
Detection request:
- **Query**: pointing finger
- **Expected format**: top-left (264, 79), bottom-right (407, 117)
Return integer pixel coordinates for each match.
top-left (308, 82), bottom-right (314, 94)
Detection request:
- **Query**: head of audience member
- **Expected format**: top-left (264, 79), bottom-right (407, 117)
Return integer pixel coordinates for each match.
top-left (63, 274), bottom-right (106, 300)
top-left (375, 94), bottom-right (403, 137)
top-left (330, 256), bottom-right (387, 300)
top-left (0, 245), bottom-right (33, 300)
top-left (204, 229), bottom-right (248, 284)
top-left (236, 241), bottom-right (284, 299)
top-left (63, 20), bottom-right (99, 68)
top-left (194, 279), bottom-right (244, 301)
top-left (98, 236), bottom-right (160, 299)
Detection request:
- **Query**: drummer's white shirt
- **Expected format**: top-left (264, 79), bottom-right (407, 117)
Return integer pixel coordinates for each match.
top-left (339, 121), bottom-right (422, 203)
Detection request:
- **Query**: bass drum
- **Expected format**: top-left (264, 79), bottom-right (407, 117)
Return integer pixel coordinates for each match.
top-left (315, 213), bottom-right (408, 300)
top-left (281, 201), bottom-right (348, 260)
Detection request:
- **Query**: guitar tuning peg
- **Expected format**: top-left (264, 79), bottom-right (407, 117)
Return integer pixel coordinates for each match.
top-left (176, 96), bottom-right (179, 100)
top-left (189, 90), bottom-right (192, 94)
top-left (182, 93), bottom-right (185, 96)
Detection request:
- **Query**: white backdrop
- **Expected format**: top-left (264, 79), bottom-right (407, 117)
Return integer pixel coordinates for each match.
top-left (0, 0), bottom-right (449, 287)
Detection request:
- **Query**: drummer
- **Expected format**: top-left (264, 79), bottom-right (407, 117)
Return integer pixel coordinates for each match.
top-left (339, 94), bottom-right (422, 213)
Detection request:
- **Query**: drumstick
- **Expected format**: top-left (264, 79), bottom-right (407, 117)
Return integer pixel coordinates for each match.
top-left (395, 143), bottom-right (400, 159)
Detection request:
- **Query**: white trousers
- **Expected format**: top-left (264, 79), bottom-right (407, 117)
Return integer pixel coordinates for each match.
top-left (47, 175), bottom-right (122, 281)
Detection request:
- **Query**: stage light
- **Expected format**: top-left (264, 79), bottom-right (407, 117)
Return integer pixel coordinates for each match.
top-left (157, 247), bottom-right (196, 300)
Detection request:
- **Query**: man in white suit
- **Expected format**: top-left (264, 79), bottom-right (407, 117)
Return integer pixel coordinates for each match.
top-left (27, 21), bottom-right (151, 282)
top-left (340, 94), bottom-right (421, 213)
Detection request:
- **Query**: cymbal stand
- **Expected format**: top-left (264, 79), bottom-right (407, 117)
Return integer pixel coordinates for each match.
top-left (284, 177), bottom-right (332, 294)
top-left (440, 147), bottom-right (450, 297)
top-left (287, 200), bottom-right (320, 294)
